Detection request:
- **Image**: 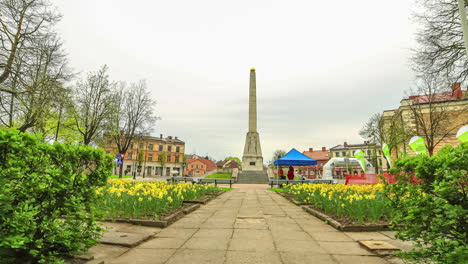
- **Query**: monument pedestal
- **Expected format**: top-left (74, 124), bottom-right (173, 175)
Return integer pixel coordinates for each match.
top-left (242, 132), bottom-right (263, 171)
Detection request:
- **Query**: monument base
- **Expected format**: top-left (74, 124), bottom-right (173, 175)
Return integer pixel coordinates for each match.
top-left (242, 131), bottom-right (263, 171)
top-left (242, 156), bottom-right (264, 171)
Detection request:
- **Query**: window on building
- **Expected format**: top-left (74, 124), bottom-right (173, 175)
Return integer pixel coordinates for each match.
top-left (167, 156), bottom-right (171, 162)
top-left (176, 146), bottom-right (180, 152)
top-left (342, 151), bottom-right (346, 157)
top-left (148, 154), bottom-right (153, 161)
top-left (106, 151), bottom-right (110, 154)
top-left (196, 165), bottom-right (198, 168)
top-left (168, 146), bottom-right (172, 152)
top-left (320, 163), bottom-right (323, 166)
top-left (148, 144), bottom-right (153, 150)
top-left (139, 143), bottom-right (143, 149)
top-left (159, 145), bottom-right (163, 151)
top-left (129, 143), bottom-right (134, 149)
top-left (335, 152), bottom-right (340, 157)
top-left (175, 155), bottom-right (179, 163)
top-left (191, 165), bottom-right (194, 168)
top-left (128, 152), bottom-right (133, 160)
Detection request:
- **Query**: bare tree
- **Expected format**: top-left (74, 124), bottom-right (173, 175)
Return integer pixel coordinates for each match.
top-left (0, 33), bottom-right (70, 132)
top-left (406, 75), bottom-right (468, 156)
top-left (0, 0), bottom-right (60, 92)
top-left (412, 0), bottom-right (468, 83)
top-left (109, 81), bottom-right (159, 178)
top-left (271, 149), bottom-right (286, 164)
top-left (70, 65), bottom-right (118, 145)
top-left (359, 113), bottom-right (384, 145)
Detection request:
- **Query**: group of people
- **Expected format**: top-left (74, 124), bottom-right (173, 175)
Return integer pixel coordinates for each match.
top-left (277, 165), bottom-right (295, 180)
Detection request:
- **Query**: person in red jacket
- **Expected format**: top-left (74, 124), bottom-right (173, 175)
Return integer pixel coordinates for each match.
top-left (278, 167), bottom-right (286, 180)
top-left (287, 166), bottom-right (294, 180)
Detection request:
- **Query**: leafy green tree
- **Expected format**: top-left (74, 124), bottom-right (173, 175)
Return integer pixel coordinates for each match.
top-left (272, 150), bottom-right (286, 164)
top-left (159, 151), bottom-right (167, 176)
top-left (0, 128), bottom-right (113, 263)
top-left (225, 156), bottom-right (241, 165)
top-left (385, 143), bottom-right (468, 263)
top-left (137, 149), bottom-right (144, 176)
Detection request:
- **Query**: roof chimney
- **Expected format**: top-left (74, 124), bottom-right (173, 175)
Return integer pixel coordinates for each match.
top-left (160, 134), bottom-right (163, 139)
top-left (309, 148), bottom-right (313, 152)
top-left (451, 83), bottom-right (463, 98)
top-left (322, 147), bottom-right (326, 151)
top-left (344, 142), bottom-right (348, 147)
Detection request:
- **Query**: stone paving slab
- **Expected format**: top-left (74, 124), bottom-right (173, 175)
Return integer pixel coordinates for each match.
top-left (280, 252), bottom-right (337, 264)
top-left (226, 250), bottom-right (282, 264)
top-left (107, 248), bottom-right (176, 264)
top-left (165, 249), bottom-right (225, 264)
top-left (333, 255), bottom-right (390, 264)
top-left (229, 238), bottom-right (275, 251)
top-left (99, 231), bottom-right (152, 247)
top-left (319, 241), bottom-right (375, 255)
top-left (345, 231), bottom-right (393, 241)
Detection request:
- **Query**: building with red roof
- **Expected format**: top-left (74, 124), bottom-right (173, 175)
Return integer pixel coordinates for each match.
top-left (302, 147), bottom-right (330, 178)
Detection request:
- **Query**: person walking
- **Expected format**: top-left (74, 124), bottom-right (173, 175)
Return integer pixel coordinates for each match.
top-left (287, 166), bottom-right (294, 180)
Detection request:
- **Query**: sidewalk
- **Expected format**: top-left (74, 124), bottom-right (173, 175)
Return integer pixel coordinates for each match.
top-left (99, 188), bottom-right (405, 264)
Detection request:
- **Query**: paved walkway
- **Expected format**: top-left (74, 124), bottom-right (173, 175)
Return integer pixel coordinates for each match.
top-left (103, 188), bottom-right (403, 264)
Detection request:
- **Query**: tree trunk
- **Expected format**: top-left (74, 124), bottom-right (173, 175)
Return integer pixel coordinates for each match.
top-left (118, 164), bottom-right (123, 178)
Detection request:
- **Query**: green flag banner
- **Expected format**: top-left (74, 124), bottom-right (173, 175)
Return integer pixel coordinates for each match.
top-left (353, 149), bottom-right (366, 172)
top-left (409, 136), bottom-right (428, 155)
top-left (456, 125), bottom-right (468, 143)
top-left (382, 143), bottom-right (392, 168)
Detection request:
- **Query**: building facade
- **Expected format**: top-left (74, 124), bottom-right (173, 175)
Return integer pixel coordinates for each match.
top-left (302, 147), bottom-right (330, 178)
top-left (184, 155), bottom-right (216, 177)
top-left (382, 84), bottom-right (468, 159)
top-left (329, 141), bottom-right (385, 176)
top-left (103, 134), bottom-right (185, 177)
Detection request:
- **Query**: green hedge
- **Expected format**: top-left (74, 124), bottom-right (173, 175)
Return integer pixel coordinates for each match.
top-left (386, 142), bottom-right (468, 263)
top-left (0, 129), bottom-right (113, 263)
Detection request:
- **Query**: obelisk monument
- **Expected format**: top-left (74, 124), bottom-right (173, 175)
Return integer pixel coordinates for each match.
top-left (242, 68), bottom-right (263, 171)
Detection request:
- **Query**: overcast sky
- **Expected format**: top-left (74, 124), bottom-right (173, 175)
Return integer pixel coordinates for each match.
top-left (54, 0), bottom-right (416, 161)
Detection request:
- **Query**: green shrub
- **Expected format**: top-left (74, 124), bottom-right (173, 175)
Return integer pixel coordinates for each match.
top-left (0, 129), bottom-right (113, 263)
top-left (385, 143), bottom-right (468, 263)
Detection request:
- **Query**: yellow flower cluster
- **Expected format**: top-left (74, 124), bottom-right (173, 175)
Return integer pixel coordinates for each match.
top-left (96, 179), bottom-right (215, 204)
top-left (287, 183), bottom-right (383, 203)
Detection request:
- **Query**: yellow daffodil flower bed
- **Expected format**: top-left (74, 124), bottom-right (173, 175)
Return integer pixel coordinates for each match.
top-left (284, 184), bottom-right (393, 223)
top-left (95, 179), bottom-right (219, 220)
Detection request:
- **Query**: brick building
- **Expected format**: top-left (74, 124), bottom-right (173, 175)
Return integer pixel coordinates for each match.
top-left (103, 134), bottom-right (185, 177)
top-left (184, 155), bottom-right (216, 177)
top-left (302, 147), bottom-right (329, 178)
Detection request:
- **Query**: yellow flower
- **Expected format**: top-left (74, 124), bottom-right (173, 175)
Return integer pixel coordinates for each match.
top-left (138, 197), bottom-right (143, 201)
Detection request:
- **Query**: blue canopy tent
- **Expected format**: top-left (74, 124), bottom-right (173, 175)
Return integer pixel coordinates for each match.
top-left (274, 148), bottom-right (317, 166)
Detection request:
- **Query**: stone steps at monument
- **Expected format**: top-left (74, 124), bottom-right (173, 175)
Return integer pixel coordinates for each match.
top-left (236, 171), bottom-right (269, 184)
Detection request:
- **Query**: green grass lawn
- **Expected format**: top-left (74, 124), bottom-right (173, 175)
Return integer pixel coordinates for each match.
top-left (268, 188), bottom-right (285, 192)
top-left (109, 175), bottom-right (133, 179)
top-left (205, 173), bottom-right (232, 179)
